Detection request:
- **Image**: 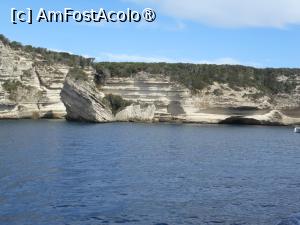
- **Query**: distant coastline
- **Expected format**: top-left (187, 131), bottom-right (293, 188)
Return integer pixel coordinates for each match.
top-left (0, 34), bottom-right (299, 126)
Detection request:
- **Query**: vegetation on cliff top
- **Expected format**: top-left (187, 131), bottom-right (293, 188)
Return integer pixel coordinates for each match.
top-left (0, 34), bottom-right (94, 68)
top-left (95, 62), bottom-right (299, 95)
top-left (67, 68), bottom-right (89, 81)
top-left (1, 34), bottom-right (299, 96)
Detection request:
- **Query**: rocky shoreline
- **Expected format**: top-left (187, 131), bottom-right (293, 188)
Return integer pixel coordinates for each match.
top-left (0, 37), bottom-right (300, 125)
top-left (59, 74), bottom-right (300, 126)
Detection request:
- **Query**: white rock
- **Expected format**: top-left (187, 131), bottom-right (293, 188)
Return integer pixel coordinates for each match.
top-left (115, 104), bottom-right (156, 122)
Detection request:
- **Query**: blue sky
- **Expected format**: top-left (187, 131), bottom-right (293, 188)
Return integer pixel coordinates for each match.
top-left (0, 0), bottom-right (300, 68)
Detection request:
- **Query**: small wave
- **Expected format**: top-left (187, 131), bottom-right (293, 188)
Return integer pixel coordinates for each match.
top-left (277, 213), bottom-right (300, 225)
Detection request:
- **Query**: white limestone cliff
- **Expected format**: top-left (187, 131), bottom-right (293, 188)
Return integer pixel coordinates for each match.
top-left (1, 38), bottom-right (300, 125)
top-left (97, 72), bottom-right (300, 125)
top-left (115, 104), bottom-right (156, 122)
top-left (60, 77), bottom-right (113, 122)
top-left (57, 71), bottom-right (300, 125)
top-left (0, 40), bottom-right (67, 119)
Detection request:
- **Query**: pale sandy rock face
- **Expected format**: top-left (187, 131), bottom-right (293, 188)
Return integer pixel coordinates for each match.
top-left (191, 82), bottom-right (272, 110)
top-left (100, 72), bottom-right (190, 121)
top-left (115, 104), bottom-right (156, 122)
top-left (0, 40), bottom-right (69, 119)
top-left (97, 72), bottom-right (300, 124)
top-left (60, 77), bottom-right (113, 122)
top-left (60, 76), bottom-right (157, 123)
top-left (1, 39), bottom-right (300, 125)
top-left (247, 110), bottom-right (300, 125)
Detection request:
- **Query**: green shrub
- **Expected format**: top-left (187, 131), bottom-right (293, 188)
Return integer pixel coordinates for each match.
top-left (10, 41), bottom-right (22, 50)
top-left (102, 94), bottom-right (132, 115)
top-left (0, 34), bottom-right (10, 46)
top-left (2, 80), bottom-right (22, 93)
top-left (95, 62), bottom-right (299, 95)
top-left (1, 34), bottom-right (298, 97)
top-left (22, 69), bottom-right (32, 77)
top-left (68, 68), bottom-right (88, 81)
top-left (2, 80), bottom-right (43, 102)
top-left (2, 80), bottom-right (24, 100)
top-left (213, 89), bottom-right (223, 96)
top-left (0, 34), bottom-right (94, 68)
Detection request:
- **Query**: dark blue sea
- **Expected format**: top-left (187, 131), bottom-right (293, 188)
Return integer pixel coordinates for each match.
top-left (0, 120), bottom-right (300, 225)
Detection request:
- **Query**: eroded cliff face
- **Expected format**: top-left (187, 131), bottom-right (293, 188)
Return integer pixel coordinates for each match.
top-left (61, 76), bottom-right (113, 122)
top-left (60, 71), bottom-right (300, 125)
top-left (1, 37), bottom-right (300, 125)
top-left (60, 74), bottom-right (157, 122)
top-left (0, 40), bottom-right (69, 119)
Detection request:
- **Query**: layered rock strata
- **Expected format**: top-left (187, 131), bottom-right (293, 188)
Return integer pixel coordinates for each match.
top-left (1, 38), bottom-right (300, 125)
top-left (60, 71), bottom-right (300, 125)
top-left (0, 40), bottom-right (67, 119)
